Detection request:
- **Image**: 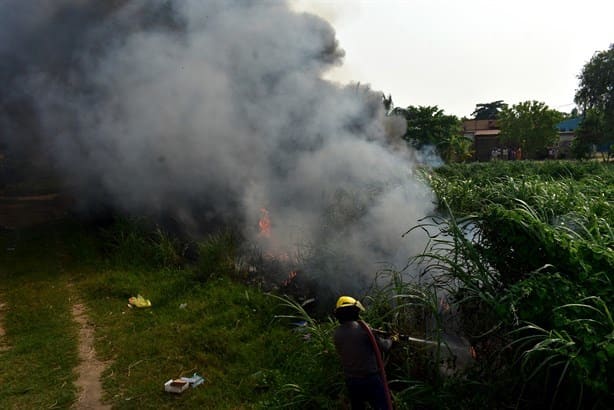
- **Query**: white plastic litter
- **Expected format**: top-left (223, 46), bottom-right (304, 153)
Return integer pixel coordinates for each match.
top-left (181, 373), bottom-right (205, 388)
top-left (164, 379), bottom-right (189, 394)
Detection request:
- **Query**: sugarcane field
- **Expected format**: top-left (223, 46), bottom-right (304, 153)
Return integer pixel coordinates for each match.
top-left (1, 2), bottom-right (613, 409)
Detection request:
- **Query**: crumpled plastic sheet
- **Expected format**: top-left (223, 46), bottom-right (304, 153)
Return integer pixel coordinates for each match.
top-left (128, 294), bottom-right (152, 308)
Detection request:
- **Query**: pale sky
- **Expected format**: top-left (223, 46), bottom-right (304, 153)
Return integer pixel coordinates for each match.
top-left (291, 0), bottom-right (614, 118)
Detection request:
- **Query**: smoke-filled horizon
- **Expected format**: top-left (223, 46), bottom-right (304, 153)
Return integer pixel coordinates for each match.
top-left (1, 0), bottom-right (436, 292)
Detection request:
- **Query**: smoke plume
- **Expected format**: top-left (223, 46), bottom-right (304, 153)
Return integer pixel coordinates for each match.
top-left (1, 0), bottom-right (435, 292)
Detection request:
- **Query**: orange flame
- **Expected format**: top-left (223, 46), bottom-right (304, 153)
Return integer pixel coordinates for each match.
top-left (259, 208), bottom-right (271, 237)
top-left (282, 271), bottom-right (298, 287)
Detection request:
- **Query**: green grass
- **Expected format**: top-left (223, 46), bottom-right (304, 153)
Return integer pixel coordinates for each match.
top-left (79, 270), bottom-right (300, 409)
top-left (1, 160), bottom-right (611, 409)
top-left (0, 221), bottom-right (331, 409)
top-left (0, 225), bottom-right (79, 409)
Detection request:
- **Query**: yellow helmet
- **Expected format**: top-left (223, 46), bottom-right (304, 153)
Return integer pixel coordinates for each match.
top-left (335, 296), bottom-right (365, 312)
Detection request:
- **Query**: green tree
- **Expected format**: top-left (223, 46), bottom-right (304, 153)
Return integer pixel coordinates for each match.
top-left (471, 100), bottom-right (508, 120)
top-left (574, 44), bottom-right (614, 153)
top-left (498, 101), bottom-right (563, 159)
top-left (573, 109), bottom-right (606, 159)
top-left (574, 44), bottom-right (614, 137)
top-left (391, 105), bottom-right (462, 149)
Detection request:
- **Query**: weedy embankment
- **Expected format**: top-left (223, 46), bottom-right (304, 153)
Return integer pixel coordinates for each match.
top-left (412, 160), bottom-right (614, 409)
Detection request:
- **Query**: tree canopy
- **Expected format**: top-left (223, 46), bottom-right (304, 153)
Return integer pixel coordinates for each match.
top-left (471, 100), bottom-right (508, 120)
top-left (572, 109), bottom-right (605, 159)
top-left (574, 44), bottom-right (614, 151)
top-left (575, 44), bottom-right (614, 115)
top-left (498, 101), bottom-right (563, 159)
top-left (392, 105), bottom-right (461, 148)
top-left (390, 105), bottom-right (467, 163)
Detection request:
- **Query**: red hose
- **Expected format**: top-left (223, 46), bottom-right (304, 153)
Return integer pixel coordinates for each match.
top-left (358, 320), bottom-right (393, 410)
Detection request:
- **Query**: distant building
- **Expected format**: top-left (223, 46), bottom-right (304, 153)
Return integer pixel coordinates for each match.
top-left (555, 117), bottom-right (581, 158)
top-left (462, 119), bottom-right (500, 161)
top-left (463, 117), bottom-right (583, 161)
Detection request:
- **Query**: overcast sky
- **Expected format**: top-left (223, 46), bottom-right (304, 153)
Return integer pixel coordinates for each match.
top-left (291, 0), bottom-right (614, 118)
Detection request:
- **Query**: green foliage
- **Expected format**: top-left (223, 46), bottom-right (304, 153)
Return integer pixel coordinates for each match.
top-left (498, 101), bottom-right (564, 159)
top-left (571, 133), bottom-right (594, 159)
top-left (264, 295), bottom-right (343, 409)
top-left (193, 230), bottom-right (238, 282)
top-left (392, 105), bottom-right (462, 150)
top-left (2, 160), bottom-right (612, 409)
top-left (100, 217), bottom-right (185, 269)
top-left (574, 108), bottom-right (612, 159)
top-left (511, 296), bottom-right (613, 408)
top-left (575, 44), bottom-right (614, 138)
top-left (471, 100), bottom-right (508, 120)
top-left (428, 161), bottom-right (614, 217)
top-left (423, 161), bottom-right (614, 408)
top-left (268, 276), bottom-right (487, 409)
top-left (437, 134), bottom-right (474, 163)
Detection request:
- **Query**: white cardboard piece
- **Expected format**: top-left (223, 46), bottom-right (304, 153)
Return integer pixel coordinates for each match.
top-left (164, 379), bottom-right (190, 394)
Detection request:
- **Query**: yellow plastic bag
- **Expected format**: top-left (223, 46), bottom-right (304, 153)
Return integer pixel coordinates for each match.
top-left (128, 294), bottom-right (152, 308)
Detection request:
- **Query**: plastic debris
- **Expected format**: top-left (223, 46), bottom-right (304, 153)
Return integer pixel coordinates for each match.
top-left (128, 294), bottom-right (152, 308)
top-left (163, 373), bottom-right (205, 394)
top-left (181, 373), bottom-right (205, 388)
top-left (179, 303), bottom-right (187, 309)
top-left (164, 379), bottom-right (189, 394)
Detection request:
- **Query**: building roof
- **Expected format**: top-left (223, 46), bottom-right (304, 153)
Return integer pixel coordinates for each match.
top-left (463, 119), bottom-right (499, 132)
top-left (474, 129), bottom-right (501, 136)
top-left (556, 117), bottom-right (582, 132)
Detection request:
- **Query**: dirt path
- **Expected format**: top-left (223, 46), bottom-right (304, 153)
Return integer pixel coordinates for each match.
top-left (0, 300), bottom-right (8, 352)
top-left (1, 205), bottom-right (110, 408)
top-left (70, 296), bottom-right (111, 410)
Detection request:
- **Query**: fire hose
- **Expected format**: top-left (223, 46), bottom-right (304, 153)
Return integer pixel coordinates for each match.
top-left (358, 320), bottom-right (394, 410)
top-left (372, 328), bottom-right (439, 345)
top-left (353, 325), bottom-right (463, 410)
top-left (371, 328), bottom-right (478, 362)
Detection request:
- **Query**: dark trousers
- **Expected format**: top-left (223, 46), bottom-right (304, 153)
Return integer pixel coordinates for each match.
top-left (346, 373), bottom-right (390, 410)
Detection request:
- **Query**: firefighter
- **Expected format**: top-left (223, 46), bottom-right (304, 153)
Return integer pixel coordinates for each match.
top-left (333, 296), bottom-right (394, 410)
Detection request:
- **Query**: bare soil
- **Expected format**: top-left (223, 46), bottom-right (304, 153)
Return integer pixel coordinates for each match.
top-left (0, 301), bottom-right (8, 352)
top-left (71, 299), bottom-right (111, 410)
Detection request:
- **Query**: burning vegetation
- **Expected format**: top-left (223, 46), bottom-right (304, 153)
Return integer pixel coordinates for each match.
top-left (2, 2), bottom-right (609, 409)
top-left (1, 0), bottom-right (432, 293)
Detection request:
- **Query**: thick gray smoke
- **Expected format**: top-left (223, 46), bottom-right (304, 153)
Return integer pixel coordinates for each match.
top-left (1, 0), bottom-right (434, 292)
